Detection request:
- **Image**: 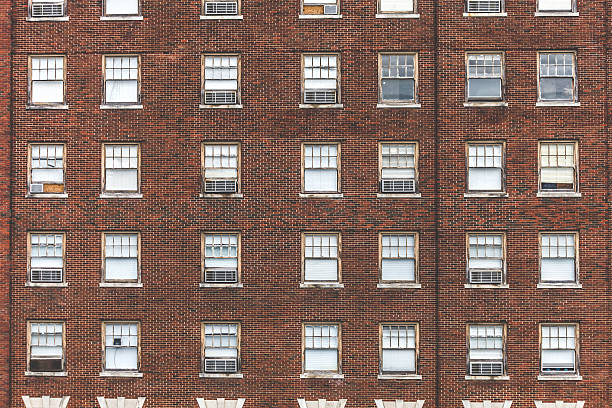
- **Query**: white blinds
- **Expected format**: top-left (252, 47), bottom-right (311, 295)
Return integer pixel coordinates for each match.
top-left (382, 349), bottom-right (415, 371)
top-left (380, 0), bottom-right (413, 12)
top-left (304, 349), bottom-right (338, 371)
top-left (105, 0), bottom-right (139, 15)
top-left (538, 0), bottom-right (572, 11)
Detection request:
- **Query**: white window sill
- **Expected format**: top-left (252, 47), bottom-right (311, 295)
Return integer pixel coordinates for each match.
top-left (199, 193), bottom-right (243, 198)
top-left (377, 103), bottom-right (421, 109)
top-left (298, 14), bottom-right (342, 19)
top-left (100, 193), bottom-right (143, 199)
top-left (464, 192), bottom-right (508, 198)
top-left (299, 193), bottom-right (343, 198)
top-left (537, 191), bottom-right (581, 198)
top-left (463, 12), bottom-right (507, 17)
top-left (377, 193), bottom-right (422, 198)
top-left (100, 15), bottom-right (143, 20)
top-left (27, 16), bottom-right (69, 21)
top-left (378, 374), bottom-right (422, 380)
top-left (25, 371), bottom-right (67, 377)
top-left (100, 282), bottom-right (143, 288)
top-left (300, 373), bottom-right (344, 379)
top-left (200, 15), bottom-right (243, 19)
top-left (26, 282), bottom-right (68, 287)
top-left (200, 283), bottom-right (243, 288)
top-left (100, 371), bottom-right (143, 377)
top-left (199, 104), bottom-right (243, 109)
top-left (375, 13), bottom-right (420, 18)
top-left (299, 104), bottom-right (344, 109)
top-left (534, 11), bottom-right (578, 17)
top-left (27, 104), bottom-right (68, 110)
top-left (536, 102), bottom-right (580, 107)
top-left (26, 193), bottom-right (68, 199)
top-left (464, 284), bottom-right (509, 289)
top-left (464, 102), bottom-right (508, 107)
top-left (537, 374), bottom-right (582, 381)
top-left (537, 283), bottom-right (582, 289)
top-left (377, 283), bottom-right (421, 289)
top-left (300, 283), bottom-right (344, 288)
top-left (100, 104), bottom-right (143, 109)
top-left (465, 375), bottom-right (509, 381)
top-left (199, 373), bottom-right (243, 378)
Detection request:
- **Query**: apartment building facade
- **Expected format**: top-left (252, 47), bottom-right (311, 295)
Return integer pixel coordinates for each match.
top-left (0, 0), bottom-right (609, 407)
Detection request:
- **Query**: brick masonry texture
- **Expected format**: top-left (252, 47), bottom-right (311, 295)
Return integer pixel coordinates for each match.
top-left (2, 0), bottom-right (611, 408)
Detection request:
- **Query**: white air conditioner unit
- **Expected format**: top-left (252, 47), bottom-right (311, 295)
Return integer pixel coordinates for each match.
top-left (205, 179), bottom-right (237, 193)
top-left (31, 2), bottom-right (64, 17)
top-left (205, 358), bottom-right (238, 373)
top-left (205, 1), bottom-right (238, 15)
top-left (304, 90), bottom-right (336, 104)
top-left (470, 361), bottom-right (503, 376)
top-left (205, 269), bottom-right (238, 283)
top-left (30, 183), bottom-right (44, 193)
top-left (323, 4), bottom-right (338, 14)
top-left (204, 90), bottom-right (237, 105)
top-left (381, 179), bottom-right (416, 193)
top-left (31, 268), bottom-right (63, 283)
top-left (467, 0), bottom-right (501, 13)
top-left (469, 269), bottom-right (502, 284)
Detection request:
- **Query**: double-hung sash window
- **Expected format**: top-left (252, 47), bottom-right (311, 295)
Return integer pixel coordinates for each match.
top-left (303, 233), bottom-right (340, 283)
top-left (30, 0), bottom-right (66, 18)
top-left (202, 322), bottom-right (240, 373)
top-left (104, 0), bottom-right (139, 16)
top-left (466, 0), bottom-right (502, 13)
top-left (29, 232), bottom-right (64, 284)
top-left (538, 52), bottom-right (577, 102)
top-left (380, 54), bottom-right (417, 104)
top-left (203, 0), bottom-right (239, 15)
top-left (380, 233), bottom-right (417, 283)
top-left (103, 233), bottom-right (139, 283)
top-left (203, 144), bottom-right (240, 193)
top-left (28, 321), bottom-right (65, 372)
top-left (538, 0), bottom-right (574, 12)
top-left (29, 56), bottom-right (65, 105)
top-left (103, 322), bottom-right (140, 372)
top-left (202, 55), bottom-right (240, 106)
top-left (303, 54), bottom-right (339, 105)
top-left (303, 144), bottom-right (339, 193)
top-left (301, 0), bottom-right (339, 16)
top-left (466, 53), bottom-right (503, 101)
top-left (540, 233), bottom-right (577, 283)
top-left (378, 0), bottom-right (415, 14)
top-left (104, 56), bottom-right (140, 105)
top-left (539, 142), bottom-right (577, 192)
top-left (203, 233), bottom-right (240, 284)
top-left (103, 144), bottom-right (140, 194)
top-left (29, 144), bottom-right (65, 195)
top-left (468, 324), bottom-right (505, 376)
top-left (303, 324), bottom-right (340, 373)
top-left (540, 324), bottom-right (578, 374)
top-left (467, 143), bottom-right (504, 192)
top-left (380, 142), bottom-right (417, 193)
top-left (467, 233), bottom-right (505, 284)
top-left (380, 324), bottom-right (417, 375)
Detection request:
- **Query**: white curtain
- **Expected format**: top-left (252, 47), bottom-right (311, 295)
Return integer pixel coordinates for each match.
top-left (541, 168), bottom-right (573, 184)
top-left (304, 349), bottom-right (337, 371)
top-left (205, 347), bottom-right (238, 358)
top-left (304, 79), bottom-right (337, 89)
top-left (468, 258), bottom-right (502, 269)
top-left (305, 259), bottom-right (338, 281)
top-left (106, 169), bottom-right (138, 191)
top-left (469, 168), bottom-right (502, 191)
top-left (105, 0), bottom-right (138, 14)
top-left (381, 259), bottom-right (415, 281)
top-left (538, 0), bottom-right (571, 10)
top-left (382, 349), bottom-right (415, 372)
top-left (206, 168), bottom-right (237, 178)
top-left (31, 256), bottom-right (63, 269)
top-left (304, 169), bottom-right (337, 192)
top-left (32, 81), bottom-right (63, 103)
top-left (470, 348), bottom-right (503, 360)
top-left (205, 258), bottom-right (238, 268)
top-left (105, 258), bottom-right (138, 280)
top-left (541, 258), bottom-right (575, 281)
top-left (106, 80), bottom-right (138, 103)
top-left (32, 168), bottom-right (63, 183)
top-left (541, 349), bottom-right (574, 369)
top-left (380, 0), bottom-right (413, 12)
top-left (105, 347), bottom-right (138, 370)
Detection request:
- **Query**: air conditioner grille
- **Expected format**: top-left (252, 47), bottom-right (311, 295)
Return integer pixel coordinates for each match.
top-left (205, 359), bottom-right (237, 373)
top-left (31, 268), bottom-right (63, 283)
top-left (469, 270), bottom-right (503, 284)
top-left (381, 179), bottom-right (416, 193)
top-left (323, 4), bottom-right (338, 14)
top-left (31, 2), bottom-right (64, 17)
top-left (304, 90), bottom-right (336, 104)
top-left (470, 362), bottom-right (503, 376)
top-left (467, 0), bottom-right (501, 13)
top-left (204, 91), bottom-right (237, 105)
top-left (205, 269), bottom-right (238, 283)
top-left (205, 180), bottom-right (237, 193)
top-left (205, 1), bottom-right (238, 14)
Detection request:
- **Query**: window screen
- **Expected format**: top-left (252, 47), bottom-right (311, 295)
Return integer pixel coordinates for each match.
top-left (467, 143), bottom-right (503, 192)
top-left (381, 234), bottom-right (416, 282)
top-left (30, 56), bottom-right (64, 104)
top-left (30, 144), bottom-right (64, 194)
top-left (381, 324), bottom-right (416, 374)
top-left (467, 54), bottom-right (503, 101)
top-left (104, 322), bottom-right (139, 371)
top-left (29, 322), bottom-right (64, 372)
top-left (104, 56), bottom-right (139, 104)
top-left (380, 54), bottom-right (416, 102)
top-left (540, 233), bottom-right (576, 282)
top-left (304, 324), bottom-right (339, 372)
top-left (304, 144), bottom-right (339, 193)
top-left (539, 53), bottom-right (576, 101)
top-left (540, 143), bottom-right (576, 191)
top-left (104, 145), bottom-right (139, 192)
top-left (104, 234), bottom-right (138, 281)
top-left (541, 324), bottom-right (576, 373)
top-left (304, 234), bottom-right (339, 282)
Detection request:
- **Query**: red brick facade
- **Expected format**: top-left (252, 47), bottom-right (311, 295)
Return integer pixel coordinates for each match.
top-left (2, 0), bottom-right (610, 407)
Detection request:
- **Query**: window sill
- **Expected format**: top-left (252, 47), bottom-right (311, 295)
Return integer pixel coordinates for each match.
top-left (300, 283), bottom-right (344, 288)
top-left (26, 193), bottom-right (68, 199)
top-left (200, 283), bottom-right (243, 288)
top-left (99, 193), bottom-right (143, 199)
top-left (25, 371), bottom-right (67, 377)
top-left (378, 374), bottom-right (422, 380)
top-left (537, 192), bottom-right (581, 198)
top-left (200, 15), bottom-right (243, 19)
top-left (299, 104), bottom-right (344, 109)
top-left (537, 283), bottom-right (582, 289)
top-left (100, 15), bottom-right (143, 20)
top-left (299, 193), bottom-right (343, 198)
top-left (464, 102), bottom-right (508, 107)
top-left (377, 283), bottom-right (421, 289)
top-left (26, 282), bottom-right (68, 287)
top-left (26, 104), bottom-right (68, 110)
top-left (464, 192), bottom-right (508, 198)
top-left (199, 373), bottom-right (243, 378)
top-left (100, 282), bottom-right (143, 288)
top-left (300, 373), bottom-right (344, 379)
top-left (298, 14), bottom-right (342, 19)
top-left (100, 371), bottom-right (143, 377)
top-left (27, 16), bottom-right (69, 21)
top-left (375, 13), bottom-right (420, 18)
top-left (536, 102), bottom-right (580, 107)
top-left (463, 12), bottom-right (507, 17)
top-left (465, 375), bottom-right (509, 381)
top-left (377, 103), bottom-right (421, 109)
top-left (537, 374), bottom-right (582, 381)
top-left (376, 193), bottom-right (422, 198)
top-left (199, 193), bottom-right (244, 198)
top-left (464, 283), bottom-right (509, 289)
top-left (199, 104), bottom-right (243, 109)
top-left (534, 11), bottom-right (579, 17)
top-left (100, 104), bottom-right (143, 110)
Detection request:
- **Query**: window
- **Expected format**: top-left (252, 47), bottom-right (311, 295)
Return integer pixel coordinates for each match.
top-left (302, 144), bottom-right (340, 193)
top-left (202, 55), bottom-right (241, 106)
top-left (102, 144), bottom-right (140, 194)
top-left (466, 53), bottom-right (503, 101)
top-left (29, 144), bottom-right (65, 195)
top-left (538, 52), bottom-right (577, 102)
top-left (380, 324), bottom-right (418, 375)
top-left (540, 324), bottom-right (578, 374)
top-left (467, 143), bottom-right (504, 193)
top-left (539, 142), bottom-right (578, 192)
top-left (203, 0), bottom-right (240, 15)
top-left (28, 321), bottom-right (65, 372)
top-left (29, 56), bottom-right (65, 106)
top-left (103, 56), bottom-right (140, 105)
top-left (302, 54), bottom-right (340, 105)
top-left (378, 0), bottom-right (415, 14)
top-left (28, 232), bottom-right (65, 284)
top-left (202, 143), bottom-right (240, 194)
top-left (379, 54), bottom-right (417, 104)
top-left (540, 233), bottom-right (578, 284)
top-left (538, 0), bottom-right (574, 12)
top-left (104, 0), bottom-right (139, 16)
top-left (29, 0), bottom-right (66, 18)
top-left (467, 233), bottom-right (505, 285)
top-left (301, 0), bottom-right (339, 16)
top-left (202, 322), bottom-right (240, 373)
top-left (466, 0), bottom-right (502, 13)
top-left (379, 142), bottom-right (418, 193)
top-left (202, 233), bottom-right (240, 284)
top-left (103, 322), bottom-right (140, 372)
top-left (103, 233), bottom-right (140, 283)
top-left (468, 324), bottom-right (505, 376)
top-left (303, 233), bottom-right (340, 284)
top-left (380, 233), bottom-right (418, 283)
top-left (303, 323), bottom-right (340, 374)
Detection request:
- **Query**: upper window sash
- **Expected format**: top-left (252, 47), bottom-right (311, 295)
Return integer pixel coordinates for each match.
top-left (29, 56), bottom-right (65, 105)
top-left (538, 52), bottom-right (577, 102)
top-left (302, 54), bottom-right (340, 105)
top-left (103, 144), bottom-right (140, 193)
top-left (466, 53), bottom-right (503, 101)
top-left (301, 0), bottom-right (339, 15)
top-left (380, 323), bottom-right (418, 374)
top-left (378, 0), bottom-right (415, 13)
top-left (28, 321), bottom-right (65, 372)
top-left (104, 0), bottom-right (140, 16)
top-left (103, 322), bottom-right (140, 371)
top-left (202, 55), bottom-right (241, 106)
top-left (103, 56), bottom-right (140, 104)
top-left (29, 144), bottom-right (65, 195)
top-left (466, 0), bottom-right (503, 13)
top-left (466, 143), bottom-right (504, 193)
top-left (29, 0), bottom-right (67, 18)
top-left (203, 0), bottom-right (240, 15)
top-left (379, 53), bottom-right (417, 103)
top-left (29, 232), bottom-right (65, 284)
top-left (539, 233), bottom-right (578, 283)
top-left (538, 0), bottom-right (574, 12)
top-left (540, 324), bottom-right (578, 374)
top-left (539, 142), bottom-right (577, 192)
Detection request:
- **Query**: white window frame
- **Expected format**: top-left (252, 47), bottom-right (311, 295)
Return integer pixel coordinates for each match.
top-left (301, 143), bottom-right (340, 194)
top-left (101, 321), bottom-right (141, 373)
top-left (28, 232), bottom-right (66, 285)
top-left (201, 232), bottom-right (241, 285)
top-left (302, 323), bottom-right (341, 375)
top-left (102, 55), bottom-right (141, 106)
top-left (537, 51), bottom-right (578, 103)
top-left (379, 232), bottom-right (419, 284)
top-left (377, 0), bottom-right (416, 14)
top-left (301, 53), bottom-right (341, 106)
top-left (378, 53), bottom-right (418, 105)
top-left (201, 54), bottom-right (241, 107)
top-left (379, 323), bottom-right (419, 376)
top-left (466, 232), bottom-right (506, 285)
top-left (539, 323), bottom-right (579, 375)
top-left (27, 321), bottom-right (65, 373)
top-left (201, 322), bottom-right (241, 374)
top-left (466, 142), bottom-right (505, 194)
top-left (466, 52), bottom-right (504, 102)
top-left (538, 141), bottom-right (578, 193)
top-left (103, 0), bottom-right (140, 16)
top-left (102, 232), bottom-right (141, 284)
top-left (102, 143), bottom-right (141, 195)
top-left (539, 232), bottom-right (578, 284)
top-left (467, 323), bottom-right (506, 377)
top-left (302, 232), bottom-right (341, 285)
top-left (379, 141), bottom-right (419, 194)
top-left (28, 143), bottom-right (66, 196)
top-left (28, 55), bottom-right (66, 107)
